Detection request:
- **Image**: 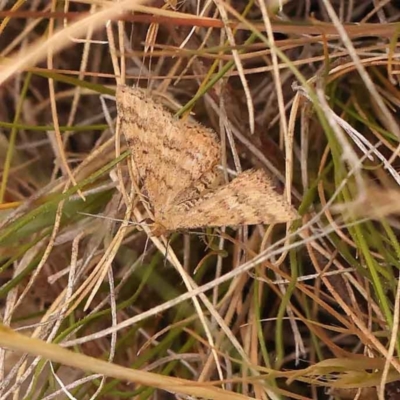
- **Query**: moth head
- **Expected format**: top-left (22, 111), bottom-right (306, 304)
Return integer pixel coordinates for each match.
top-left (137, 217), bottom-right (167, 237)
top-left (150, 221), bottom-right (168, 237)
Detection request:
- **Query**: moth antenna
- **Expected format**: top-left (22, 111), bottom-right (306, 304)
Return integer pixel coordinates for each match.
top-left (77, 211), bottom-right (152, 229)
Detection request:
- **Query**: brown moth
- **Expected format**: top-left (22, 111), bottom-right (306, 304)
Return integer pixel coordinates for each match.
top-left (116, 85), bottom-right (298, 236)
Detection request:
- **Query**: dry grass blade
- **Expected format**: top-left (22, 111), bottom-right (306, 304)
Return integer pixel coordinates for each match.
top-left (0, 325), bottom-right (254, 400)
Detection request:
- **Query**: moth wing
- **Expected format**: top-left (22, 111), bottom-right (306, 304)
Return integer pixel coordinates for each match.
top-left (157, 169), bottom-right (298, 232)
top-left (116, 85), bottom-right (220, 211)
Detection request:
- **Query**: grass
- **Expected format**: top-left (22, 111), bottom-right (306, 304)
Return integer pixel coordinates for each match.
top-left (0, 1), bottom-right (400, 399)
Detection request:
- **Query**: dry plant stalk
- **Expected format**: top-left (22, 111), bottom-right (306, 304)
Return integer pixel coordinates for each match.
top-left (116, 85), bottom-right (297, 236)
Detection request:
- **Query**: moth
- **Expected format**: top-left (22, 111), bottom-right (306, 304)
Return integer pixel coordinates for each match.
top-left (116, 85), bottom-right (298, 236)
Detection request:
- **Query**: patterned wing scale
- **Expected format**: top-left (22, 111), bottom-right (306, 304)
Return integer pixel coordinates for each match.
top-left (155, 169), bottom-right (298, 234)
top-left (116, 86), bottom-right (221, 212)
